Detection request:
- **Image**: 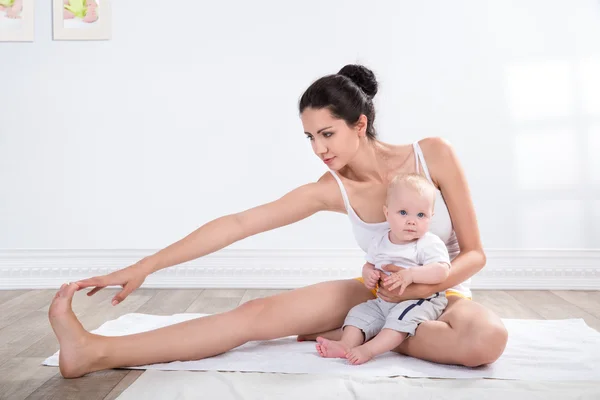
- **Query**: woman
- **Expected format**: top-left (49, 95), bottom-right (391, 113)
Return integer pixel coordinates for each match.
top-left (49, 64), bottom-right (508, 379)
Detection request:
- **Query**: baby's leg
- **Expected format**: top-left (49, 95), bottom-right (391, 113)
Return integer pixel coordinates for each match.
top-left (316, 299), bottom-right (384, 359)
top-left (346, 329), bottom-right (407, 365)
top-left (315, 326), bottom-right (364, 358)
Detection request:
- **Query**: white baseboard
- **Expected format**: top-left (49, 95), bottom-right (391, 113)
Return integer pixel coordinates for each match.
top-left (0, 249), bottom-right (599, 290)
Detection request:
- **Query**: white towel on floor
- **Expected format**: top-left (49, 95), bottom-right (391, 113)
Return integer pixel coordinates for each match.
top-left (115, 370), bottom-right (600, 400)
top-left (43, 313), bottom-right (600, 381)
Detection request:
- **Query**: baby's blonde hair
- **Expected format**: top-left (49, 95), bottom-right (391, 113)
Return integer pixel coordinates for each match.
top-left (387, 173), bottom-right (436, 208)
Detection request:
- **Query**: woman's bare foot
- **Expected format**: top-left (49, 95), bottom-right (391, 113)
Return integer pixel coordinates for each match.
top-left (315, 337), bottom-right (349, 359)
top-left (345, 345), bottom-right (374, 365)
top-left (48, 283), bottom-right (102, 378)
top-left (83, 0), bottom-right (98, 23)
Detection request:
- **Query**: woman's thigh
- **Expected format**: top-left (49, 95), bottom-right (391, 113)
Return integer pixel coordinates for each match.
top-left (245, 278), bottom-right (375, 341)
top-left (394, 296), bottom-right (508, 366)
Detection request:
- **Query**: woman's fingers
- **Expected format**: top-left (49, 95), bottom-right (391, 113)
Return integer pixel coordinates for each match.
top-left (86, 286), bottom-right (105, 296)
top-left (112, 283), bottom-right (137, 305)
top-left (76, 276), bottom-right (106, 289)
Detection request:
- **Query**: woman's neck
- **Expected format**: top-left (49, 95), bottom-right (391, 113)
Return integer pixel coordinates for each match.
top-left (340, 139), bottom-right (393, 183)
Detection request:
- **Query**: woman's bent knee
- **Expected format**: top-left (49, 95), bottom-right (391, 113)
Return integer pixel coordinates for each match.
top-left (461, 319), bottom-right (508, 367)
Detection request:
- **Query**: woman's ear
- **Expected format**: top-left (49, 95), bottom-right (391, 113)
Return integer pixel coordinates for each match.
top-left (356, 114), bottom-right (368, 137)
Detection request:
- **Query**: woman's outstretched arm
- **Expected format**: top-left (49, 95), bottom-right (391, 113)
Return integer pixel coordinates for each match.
top-left (76, 177), bottom-right (337, 304)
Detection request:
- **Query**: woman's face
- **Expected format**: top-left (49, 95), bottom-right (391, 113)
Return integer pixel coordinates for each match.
top-left (300, 108), bottom-right (363, 170)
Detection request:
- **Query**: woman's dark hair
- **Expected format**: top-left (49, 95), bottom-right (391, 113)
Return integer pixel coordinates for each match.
top-left (299, 64), bottom-right (379, 140)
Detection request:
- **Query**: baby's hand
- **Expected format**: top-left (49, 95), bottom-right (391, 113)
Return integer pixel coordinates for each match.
top-left (384, 269), bottom-right (414, 295)
top-left (362, 262), bottom-right (379, 289)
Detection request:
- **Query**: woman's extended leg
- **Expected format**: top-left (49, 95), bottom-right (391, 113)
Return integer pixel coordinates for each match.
top-left (49, 280), bottom-right (374, 378)
top-left (393, 296), bottom-right (508, 367)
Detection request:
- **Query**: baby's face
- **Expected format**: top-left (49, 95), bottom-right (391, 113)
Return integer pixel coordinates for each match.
top-left (384, 188), bottom-right (434, 243)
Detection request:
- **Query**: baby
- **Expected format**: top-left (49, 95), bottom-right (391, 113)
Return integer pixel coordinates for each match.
top-left (316, 173), bottom-right (451, 365)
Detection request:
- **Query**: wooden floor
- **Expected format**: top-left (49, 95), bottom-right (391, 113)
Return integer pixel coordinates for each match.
top-left (0, 288), bottom-right (599, 400)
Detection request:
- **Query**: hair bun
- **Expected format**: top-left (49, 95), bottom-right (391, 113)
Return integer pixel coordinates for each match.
top-left (338, 64), bottom-right (378, 98)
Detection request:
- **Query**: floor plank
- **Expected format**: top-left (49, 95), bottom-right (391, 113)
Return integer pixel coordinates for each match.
top-left (185, 289), bottom-right (246, 314)
top-left (0, 357), bottom-right (57, 400)
top-left (0, 290), bottom-right (29, 306)
top-left (0, 290), bottom-right (56, 330)
top-left (135, 289), bottom-right (203, 315)
top-left (551, 290), bottom-right (600, 319)
top-left (0, 311), bottom-right (55, 367)
top-left (25, 369), bottom-right (130, 400)
top-left (473, 290), bottom-right (544, 319)
top-left (506, 290), bottom-right (600, 332)
top-left (102, 370), bottom-right (144, 400)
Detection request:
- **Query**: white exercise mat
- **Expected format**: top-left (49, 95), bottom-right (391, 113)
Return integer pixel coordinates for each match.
top-left (43, 313), bottom-right (600, 381)
top-left (115, 370), bottom-right (600, 400)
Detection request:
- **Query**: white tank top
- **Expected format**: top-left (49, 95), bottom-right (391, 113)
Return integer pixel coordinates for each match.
top-left (329, 141), bottom-right (471, 297)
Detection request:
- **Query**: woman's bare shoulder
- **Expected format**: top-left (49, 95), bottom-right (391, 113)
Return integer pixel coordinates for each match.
top-left (416, 137), bottom-right (455, 186)
top-left (314, 171), bottom-right (346, 213)
top-left (417, 137), bottom-right (453, 158)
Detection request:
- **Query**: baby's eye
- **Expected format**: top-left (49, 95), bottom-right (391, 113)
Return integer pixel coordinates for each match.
top-left (400, 210), bottom-right (407, 215)
top-left (417, 213), bottom-right (425, 218)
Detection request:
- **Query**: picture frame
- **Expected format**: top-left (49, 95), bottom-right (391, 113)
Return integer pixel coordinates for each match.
top-left (0, 0), bottom-right (34, 42)
top-left (53, 0), bottom-right (111, 41)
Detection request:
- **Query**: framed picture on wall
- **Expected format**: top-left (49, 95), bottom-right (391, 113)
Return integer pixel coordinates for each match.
top-left (53, 0), bottom-right (111, 40)
top-left (0, 0), bottom-right (34, 42)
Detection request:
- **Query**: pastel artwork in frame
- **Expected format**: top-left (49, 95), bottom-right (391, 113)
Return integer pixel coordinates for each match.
top-left (0, 0), bottom-right (34, 42)
top-left (53, 0), bottom-right (111, 40)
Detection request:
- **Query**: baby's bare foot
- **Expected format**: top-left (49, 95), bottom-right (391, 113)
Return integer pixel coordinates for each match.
top-left (346, 346), bottom-right (374, 365)
top-left (48, 283), bottom-right (102, 378)
top-left (315, 337), bottom-right (349, 359)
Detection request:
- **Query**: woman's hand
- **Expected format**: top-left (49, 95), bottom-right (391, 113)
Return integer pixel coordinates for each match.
top-left (75, 260), bottom-right (151, 306)
top-left (377, 264), bottom-right (426, 302)
top-left (375, 264), bottom-right (402, 302)
top-left (383, 268), bottom-right (414, 296)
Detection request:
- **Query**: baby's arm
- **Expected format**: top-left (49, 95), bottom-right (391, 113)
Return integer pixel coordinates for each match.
top-left (413, 233), bottom-right (451, 284)
top-left (384, 234), bottom-right (450, 293)
top-left (362, 239), bottom-right (380, 289)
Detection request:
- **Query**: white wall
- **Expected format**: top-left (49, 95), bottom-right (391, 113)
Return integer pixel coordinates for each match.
top-left (1, 0), bottom-right (599, 252)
